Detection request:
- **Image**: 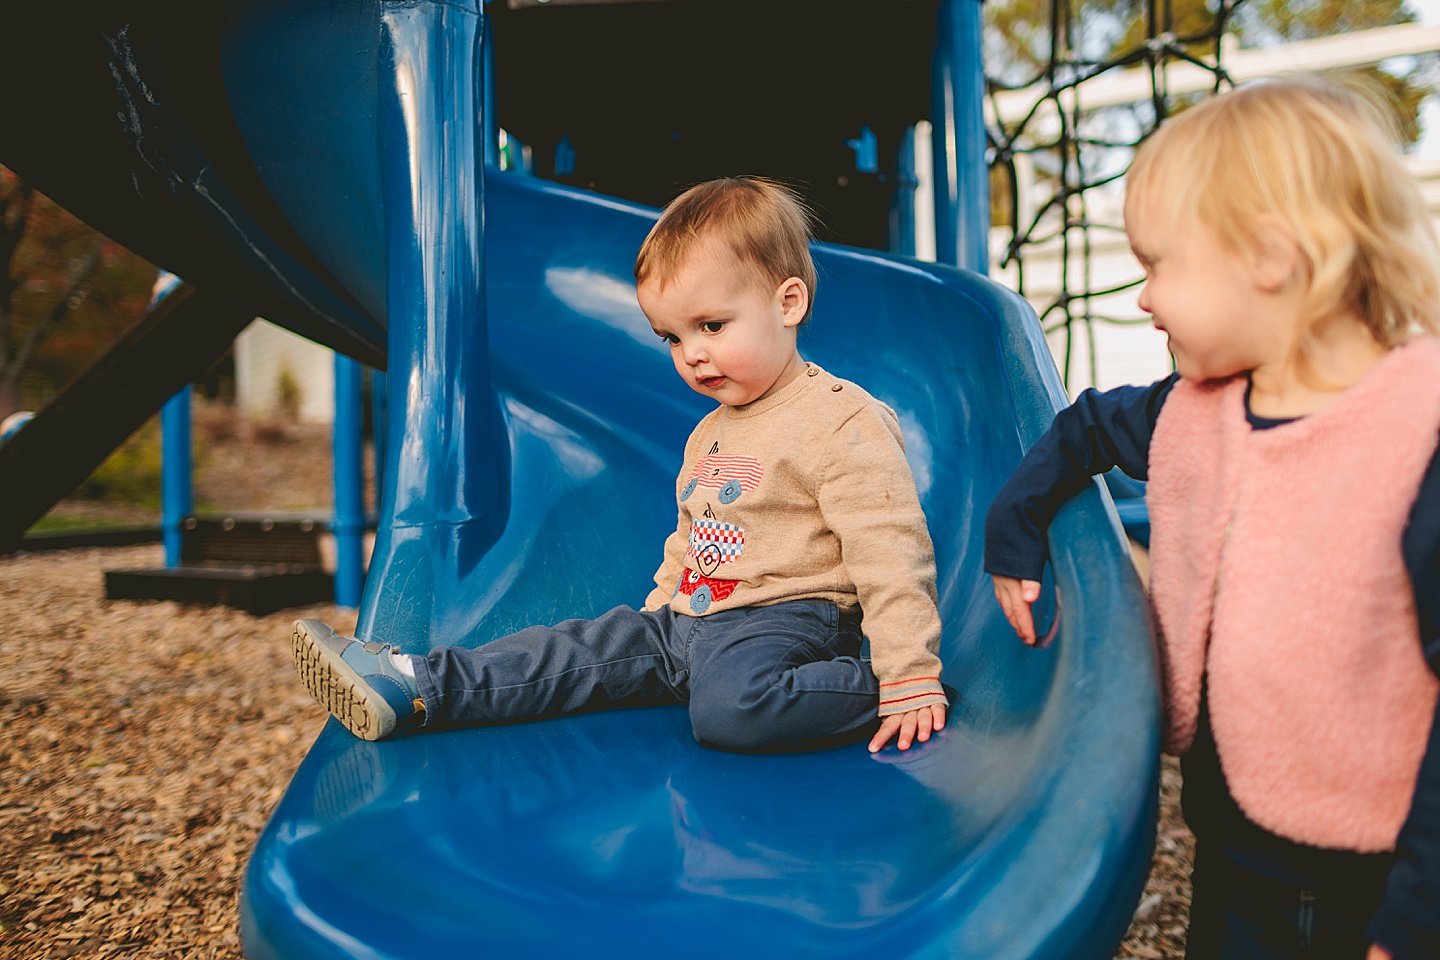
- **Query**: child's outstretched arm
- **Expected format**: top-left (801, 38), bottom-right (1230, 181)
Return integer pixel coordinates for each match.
top-left (816, 404), bottom-right (947, 749)
top-left (985, 377), bottom-right (1174, 641)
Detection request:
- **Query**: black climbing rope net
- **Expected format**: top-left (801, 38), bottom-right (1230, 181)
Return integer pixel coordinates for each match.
top-left (985, 0), bottom-right (1242, 389)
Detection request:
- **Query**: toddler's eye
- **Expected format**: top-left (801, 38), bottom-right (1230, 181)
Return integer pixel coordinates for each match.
top-left (700, 321), bottom-right (724, 334)
top-left (657, 332), bottom-right (680, 345)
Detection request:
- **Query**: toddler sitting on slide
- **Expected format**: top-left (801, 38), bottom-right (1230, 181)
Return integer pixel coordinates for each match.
top-left (292, 177), bottom-right (949, 754)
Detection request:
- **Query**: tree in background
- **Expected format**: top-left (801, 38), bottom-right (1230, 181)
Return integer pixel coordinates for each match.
top-left (0, 165), bottom-right (157, 421)
top-left (1240, 0), bottom-right (1430, 143)
top-left (982, 0), bottom-right (1432, 231)
top-left (986, 0), bottom-right (1428, 142)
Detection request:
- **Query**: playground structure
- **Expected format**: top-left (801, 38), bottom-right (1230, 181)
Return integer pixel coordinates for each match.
top-left (0, 2), bottom-right (1159, 957)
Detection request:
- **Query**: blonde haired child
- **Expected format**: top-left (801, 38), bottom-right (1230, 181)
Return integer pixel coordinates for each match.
top-left (292, 177), bottom-right (949, 755)
top-left (985, 75), bottom-right (1440, 958)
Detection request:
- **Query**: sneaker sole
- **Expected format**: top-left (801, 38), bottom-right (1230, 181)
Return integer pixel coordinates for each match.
top-left (291, 620), bottom-right (398, 741)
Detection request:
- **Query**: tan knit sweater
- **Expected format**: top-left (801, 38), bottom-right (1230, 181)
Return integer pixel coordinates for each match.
top-left (642, 362), bottom-right (947, 716)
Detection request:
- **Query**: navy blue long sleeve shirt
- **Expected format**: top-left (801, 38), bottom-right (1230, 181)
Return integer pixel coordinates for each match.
top-left (983, 373), bottom-right (1440, 959)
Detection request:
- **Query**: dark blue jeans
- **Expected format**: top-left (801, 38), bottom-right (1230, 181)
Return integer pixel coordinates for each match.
top-left (411, 599), bottom-right (881, 752)
top-left (1181, 698), bottom-right (1396, 960)
top-left (1185, 839), bottom-right (1392, 960)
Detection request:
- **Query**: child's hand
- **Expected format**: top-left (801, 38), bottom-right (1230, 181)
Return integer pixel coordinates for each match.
top-left (992, 575), bottom-right (1042, 645)
top-left (868, 704), bottom-right (947, 753)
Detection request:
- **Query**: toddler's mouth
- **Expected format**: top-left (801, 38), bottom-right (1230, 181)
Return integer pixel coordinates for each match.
top-left (699, 375), bottom-right (727, 389)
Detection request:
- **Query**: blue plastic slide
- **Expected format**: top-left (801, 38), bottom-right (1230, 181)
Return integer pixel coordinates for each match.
top-left (239, 171), bottom-right (1160, 960)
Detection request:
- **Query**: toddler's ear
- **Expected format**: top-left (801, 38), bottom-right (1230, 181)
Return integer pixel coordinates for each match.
top-left (777, 276), bottom-right (809, 327)
top-left (1251, 220), bottom-right (1300, 293)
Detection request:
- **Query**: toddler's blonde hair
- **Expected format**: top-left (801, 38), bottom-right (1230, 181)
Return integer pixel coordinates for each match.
top-left (1126, 73), bottom-right (1440, 357)
top-left (635, 177), bottom-right (818, 321)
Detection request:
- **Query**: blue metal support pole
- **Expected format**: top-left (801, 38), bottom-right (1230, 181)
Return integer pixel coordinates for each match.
top-left (369, 368), bottom-right (388, 516)
top-left (890, 126), bottom-right (919, 257)
top-left (931, 0), bottom-right (990, 274)
top-left (332, 352), bottom-right (365, 608)
top-left (483, 11), bottom-right (499, 168)
top-left (160, 386), bottom-right (192, 567)
top-left (154, 271), bottom-right (189, 567)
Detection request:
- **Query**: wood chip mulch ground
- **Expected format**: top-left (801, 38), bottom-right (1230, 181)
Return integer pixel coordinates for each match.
top-left (0, 543), bottom-right (1194, 960)
top-left (0, 545), bottom-right (342, 959)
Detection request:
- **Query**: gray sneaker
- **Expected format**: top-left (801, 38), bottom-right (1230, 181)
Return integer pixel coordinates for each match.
top-left (291, 619), bottom-right (422, 740)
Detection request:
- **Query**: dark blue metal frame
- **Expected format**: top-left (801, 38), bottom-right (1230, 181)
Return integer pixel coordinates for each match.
top-left (932, 0), bottom-right (991, 274)
top-left (332, 354), bottom-right (366, 607)
top-left (155, 272), bottom-right (191, 568)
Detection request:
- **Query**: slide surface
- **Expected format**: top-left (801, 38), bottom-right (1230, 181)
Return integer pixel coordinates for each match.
top-left (241, 172), bottom-right (1161, 959)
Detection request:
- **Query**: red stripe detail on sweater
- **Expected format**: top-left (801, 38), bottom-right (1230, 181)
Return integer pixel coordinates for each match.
top-left (880, 692), bottom-right (946, 707)
top-left (688, 455), bottom-right (764, 490)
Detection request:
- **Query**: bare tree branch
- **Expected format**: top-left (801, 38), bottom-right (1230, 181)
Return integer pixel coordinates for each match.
top-left (4, 241), bottom-right (104, 382)
top-left (0, 181), bottom-right (35, 304)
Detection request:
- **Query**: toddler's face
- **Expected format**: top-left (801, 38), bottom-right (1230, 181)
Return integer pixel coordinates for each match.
top-left (1126, 198), bottom-right (1277, 382)
top-left (637, 235), bottom-right (807, 407)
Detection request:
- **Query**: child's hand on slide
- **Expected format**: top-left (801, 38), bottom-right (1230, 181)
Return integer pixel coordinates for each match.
top-left (869, 704), bottom-right (947, 753)
top-left (992, 575), bottom-right (1042, 645)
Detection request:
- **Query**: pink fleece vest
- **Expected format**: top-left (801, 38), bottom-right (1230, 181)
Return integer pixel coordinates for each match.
top-left (1148, 336), bottom-right (1440, 852)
